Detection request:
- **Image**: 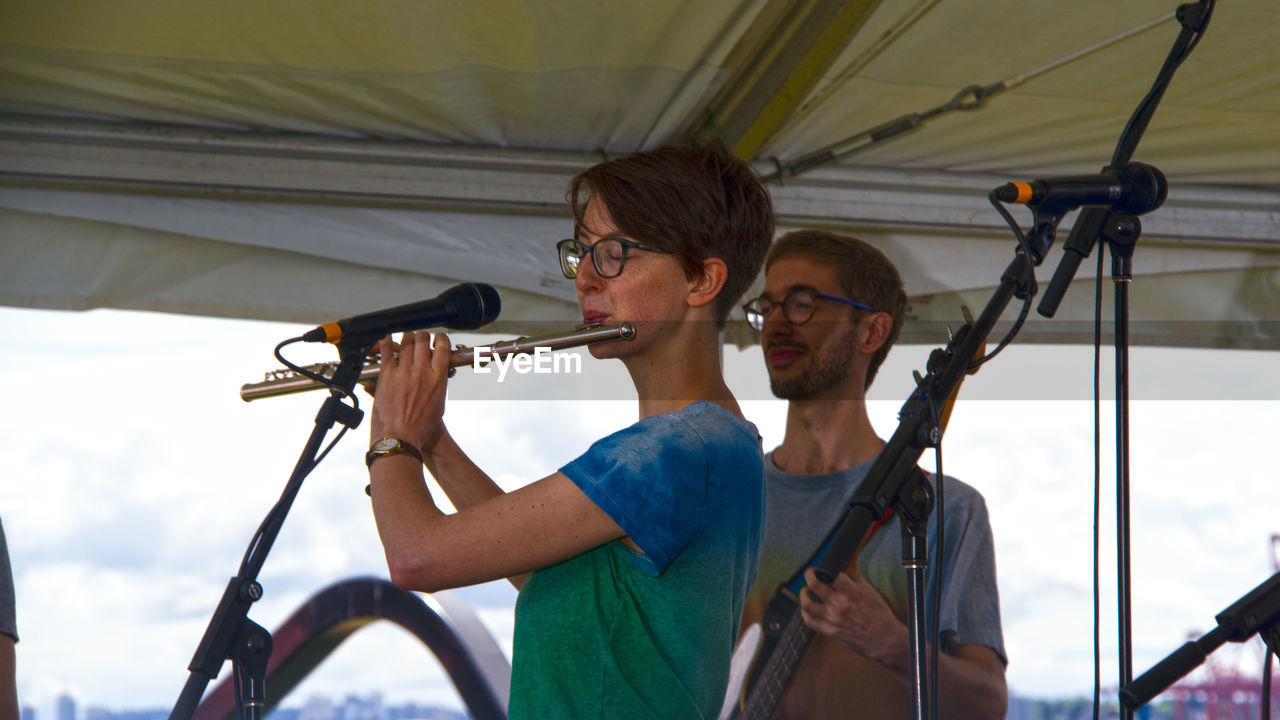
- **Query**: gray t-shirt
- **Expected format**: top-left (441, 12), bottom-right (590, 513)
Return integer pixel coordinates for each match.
top-left (749, 451), bottom-right (1005, 661)
top-left (1, 517), bottom-right (15, 641)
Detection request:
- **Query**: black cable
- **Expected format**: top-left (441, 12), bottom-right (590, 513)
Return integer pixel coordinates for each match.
top-left (1263, 647), bottom-right (1274, 720)
top-left (238, 337), bottom-right (360, 575)
top-left (930, 440), bottom-right (945, 720)
top-left (271, 336), bottom-right (358, 405)
top-left (1092, 249), bottom-right (1105, 720)
top-left (233, 664), bottom-right (245, 720)
top-left (239, 420), bottom-right (351, 574)
top-left (916, 386), bottom-right (945, 720)
top-left (1111, 0), bottom-right (1214, 165)
top-left (970, 193), bottom-right (1039, 370)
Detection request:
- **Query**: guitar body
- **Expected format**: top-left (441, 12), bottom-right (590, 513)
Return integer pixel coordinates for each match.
top-left (718, 623), bottom-right (758, 720)
top-left (767, 636), bottom-right (910, 720)
top-left (720, 587), bottom-right (910, 720)
top-left (719, 588), bottom-right (799, 720)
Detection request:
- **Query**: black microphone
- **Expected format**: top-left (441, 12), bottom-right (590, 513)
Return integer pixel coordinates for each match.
top-left (301, 282), bottom-right (501, 345)
top-left (992, 162), bottom-right (1168, 216)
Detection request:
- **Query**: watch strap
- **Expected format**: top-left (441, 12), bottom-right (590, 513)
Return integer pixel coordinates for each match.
top-left (365, 437), bottom-right (425, 468)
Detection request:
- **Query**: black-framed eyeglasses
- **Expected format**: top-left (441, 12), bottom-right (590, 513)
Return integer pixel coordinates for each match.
top-left (557, 237), bottom-right (667, 279)
top-left (741, 288), bottom-right (876, 331)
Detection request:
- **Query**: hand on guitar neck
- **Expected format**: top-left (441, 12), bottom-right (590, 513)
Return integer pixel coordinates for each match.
top-left (725, 556), bottom-right (1006, 720)
top-left (798, 561), bottom-right (911, 679)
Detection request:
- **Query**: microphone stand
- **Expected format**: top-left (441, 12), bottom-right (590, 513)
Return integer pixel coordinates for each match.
top-left (1034, 4), bottom-right (1213, 714)
top-left (169, 343), bottom-right (369, 720)
top-left (1120, 571), bottom-right (1280, 709)
top-left (813, 215), bottom-right (1062, 720)
top-left (1108, 214), bottom-right (1143, 708)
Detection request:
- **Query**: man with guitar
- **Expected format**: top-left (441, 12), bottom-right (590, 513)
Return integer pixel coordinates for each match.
top-left (729, 229), bottom-right (1007, 720)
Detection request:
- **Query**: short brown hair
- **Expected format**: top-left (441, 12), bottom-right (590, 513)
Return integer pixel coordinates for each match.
top-left (766, 230), bottom-right (907, 389)
top-left (568, 137), bottom-right (775, 326)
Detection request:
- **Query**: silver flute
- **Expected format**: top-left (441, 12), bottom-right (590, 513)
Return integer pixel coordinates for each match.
top-left (239, 322), bottom-right (636, 402)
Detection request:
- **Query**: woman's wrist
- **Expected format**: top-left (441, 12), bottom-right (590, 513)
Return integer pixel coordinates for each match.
top-left (366, 437), bottom-right (425, 468)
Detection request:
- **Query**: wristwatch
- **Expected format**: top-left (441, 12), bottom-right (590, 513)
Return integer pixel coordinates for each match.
top-left (365, 437), bottom-right (424, 468)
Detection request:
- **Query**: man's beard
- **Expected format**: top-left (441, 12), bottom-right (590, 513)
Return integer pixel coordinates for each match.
top-left (768, 325), bottom-right (861, 401)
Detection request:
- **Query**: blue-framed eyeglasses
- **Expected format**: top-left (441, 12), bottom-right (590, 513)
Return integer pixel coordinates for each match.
top-left (742, 288), bottom-right (876, 331)
top-left (557, 237), bottom-right (667, 279)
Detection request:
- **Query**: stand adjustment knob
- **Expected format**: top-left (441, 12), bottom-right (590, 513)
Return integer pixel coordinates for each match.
top-left (238, 580), bottom-right (264, 603)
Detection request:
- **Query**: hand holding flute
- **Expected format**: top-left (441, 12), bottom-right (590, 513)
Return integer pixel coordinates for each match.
top-left (369, 331), bottom-right (453, 457)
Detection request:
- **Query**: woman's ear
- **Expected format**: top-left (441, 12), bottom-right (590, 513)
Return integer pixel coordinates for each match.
top-left (687, 257), bottom-right (728, 309)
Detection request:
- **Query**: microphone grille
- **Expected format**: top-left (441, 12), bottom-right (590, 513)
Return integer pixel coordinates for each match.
top-left (1113, 162), bottom-right (1168, 216)
top-left (444, 282), bottom-right (502, 330)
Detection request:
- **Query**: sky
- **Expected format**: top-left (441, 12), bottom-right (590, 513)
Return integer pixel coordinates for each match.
top-left (1, 305), bottom-right (1278, 716)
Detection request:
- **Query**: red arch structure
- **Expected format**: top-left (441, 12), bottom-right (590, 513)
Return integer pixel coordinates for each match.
top-left (191, 576), bottom-right (510, 720)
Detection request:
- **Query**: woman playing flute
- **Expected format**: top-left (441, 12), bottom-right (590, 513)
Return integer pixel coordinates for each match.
top-left (366, 137), bottom-right (775, 719)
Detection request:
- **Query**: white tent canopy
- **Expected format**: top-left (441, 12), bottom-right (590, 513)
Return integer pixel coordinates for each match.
top-left (2, 0), bottom-right (1277, 348)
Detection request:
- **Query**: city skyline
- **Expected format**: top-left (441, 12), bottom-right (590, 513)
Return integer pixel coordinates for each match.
top-left (19, 690), bottom-right (470, 720)
top-left (24, 662), bottom-right (1280, 720)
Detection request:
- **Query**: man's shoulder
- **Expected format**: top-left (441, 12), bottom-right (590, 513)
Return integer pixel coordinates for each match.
top-left (930, 472), bottom-right (989, 512)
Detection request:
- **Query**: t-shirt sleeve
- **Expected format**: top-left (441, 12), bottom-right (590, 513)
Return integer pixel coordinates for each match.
top-left (937, 488), bottom-right (1006, 664)
top-left (559, 415), bottom-right (709, 576)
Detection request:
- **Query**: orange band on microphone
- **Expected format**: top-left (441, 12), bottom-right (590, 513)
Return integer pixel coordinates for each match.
top-left (321, 323), bottom-right (342, 344)
top-left (1009, 182), bottom-right (1034, 204)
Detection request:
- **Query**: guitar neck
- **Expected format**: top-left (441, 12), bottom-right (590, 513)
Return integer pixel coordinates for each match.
top-left (739, 597), bottom-right (815, 720)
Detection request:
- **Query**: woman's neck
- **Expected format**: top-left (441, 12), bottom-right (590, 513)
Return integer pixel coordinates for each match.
top-left (627, 322), bottom-right (740, 420)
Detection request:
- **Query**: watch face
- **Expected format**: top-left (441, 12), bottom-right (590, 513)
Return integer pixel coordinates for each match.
top-left (373, 438), bottom-right (401, 453)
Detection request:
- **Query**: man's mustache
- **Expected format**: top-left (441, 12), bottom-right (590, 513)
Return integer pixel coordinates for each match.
top-left (766, 339), bottom-right (807, 352)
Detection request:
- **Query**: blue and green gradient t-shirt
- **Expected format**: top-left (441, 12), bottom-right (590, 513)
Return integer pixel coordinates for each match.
top-left (510, 401), bottom-right (765, 719)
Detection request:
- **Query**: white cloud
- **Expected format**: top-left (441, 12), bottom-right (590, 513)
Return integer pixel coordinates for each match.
top-left (2, 307), bottom-right (1277, 712)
